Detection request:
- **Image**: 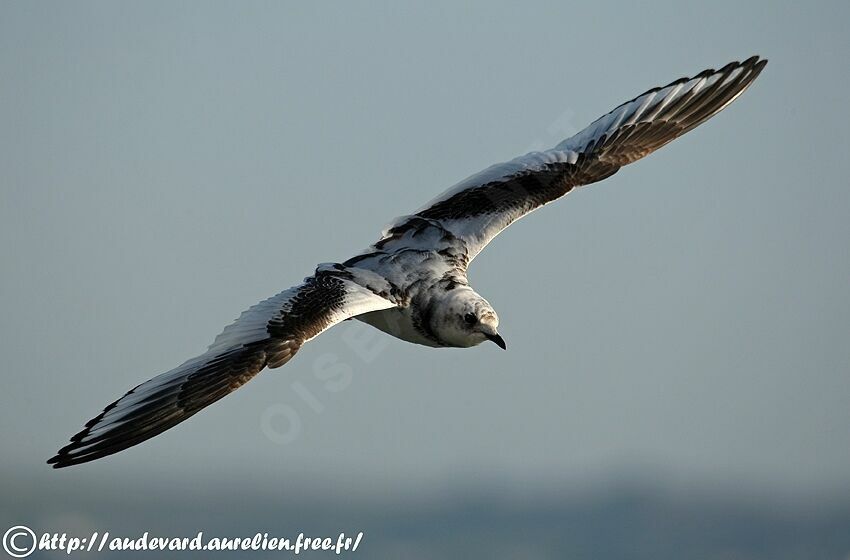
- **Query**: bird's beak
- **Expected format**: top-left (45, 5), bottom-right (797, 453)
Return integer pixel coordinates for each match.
top-left (485, 332), bottom-right (507, 350)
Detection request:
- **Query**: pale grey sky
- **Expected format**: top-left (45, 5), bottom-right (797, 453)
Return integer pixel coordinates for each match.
top-left (1, 0), bottom-right (848, 507)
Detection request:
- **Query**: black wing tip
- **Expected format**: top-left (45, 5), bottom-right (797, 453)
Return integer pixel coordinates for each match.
top-left (47, 457), bottom-right (68, 469)
top-left (739, 55), bottom-right (768, 76)
top-left (690, 54), bottom-right (767, 79)
top-left (628, 55), bottom-right (768, 107)
top-left (46, 413), bottom-right (107, 468)
top-left (47, 451), bottom-right (98, 469)
top-left (47, 451), bottom-right (76, 469)
top-left (48, 438), bottom-right (135, 469)
top-left (750, 55), bottom-right (768, 74)
top-left (47, 440), bottom-right (90, 468)
top-left (712, 55), bottom-right (768, 82)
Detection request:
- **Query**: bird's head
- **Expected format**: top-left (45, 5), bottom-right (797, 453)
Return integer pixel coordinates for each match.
top-left (432, 288), bottom-right (505, 349)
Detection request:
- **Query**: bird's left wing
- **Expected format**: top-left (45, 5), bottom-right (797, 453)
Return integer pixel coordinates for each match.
top-left (48, 265), bottom-right (397, 468)
top-left (392, 56), bottom-right (766, 262)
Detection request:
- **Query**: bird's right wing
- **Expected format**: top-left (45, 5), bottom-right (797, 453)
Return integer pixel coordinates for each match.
top-left (390, 56), bottom-right (767, 262)
top-left (48, 265), bottom-right (397, 468)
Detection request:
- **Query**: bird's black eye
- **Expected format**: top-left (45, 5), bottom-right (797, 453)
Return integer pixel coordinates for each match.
top-left (464, 313), bottom-right (477, 325)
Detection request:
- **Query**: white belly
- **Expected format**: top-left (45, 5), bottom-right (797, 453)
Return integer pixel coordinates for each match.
top-left (356, 308), bottom-right (441, 348)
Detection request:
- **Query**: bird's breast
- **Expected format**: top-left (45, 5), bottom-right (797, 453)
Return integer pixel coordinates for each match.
top-left (355, 307), bottom-right (442, 348)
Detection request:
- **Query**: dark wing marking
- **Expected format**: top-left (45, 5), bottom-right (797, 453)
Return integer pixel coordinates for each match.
top-left (48, 267), bottom-right (396, 468)
top-left (395, 56), bottom-right (767, 262)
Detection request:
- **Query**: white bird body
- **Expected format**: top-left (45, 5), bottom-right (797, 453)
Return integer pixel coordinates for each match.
top-left (49, 56), bottom-right (767, 468)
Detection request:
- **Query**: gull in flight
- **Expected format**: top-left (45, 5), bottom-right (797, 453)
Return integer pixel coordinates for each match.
top-left (49, 56), bottom-right (767, 468)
